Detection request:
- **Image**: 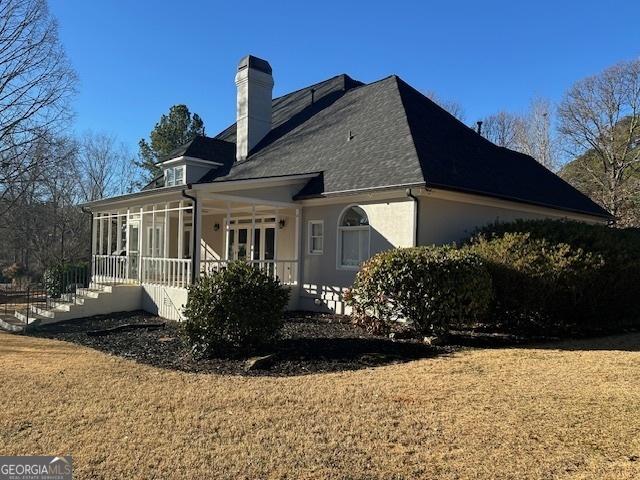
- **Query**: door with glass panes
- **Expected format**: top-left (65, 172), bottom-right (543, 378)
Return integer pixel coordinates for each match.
top-left (226, 219), bottom-right (276, 273)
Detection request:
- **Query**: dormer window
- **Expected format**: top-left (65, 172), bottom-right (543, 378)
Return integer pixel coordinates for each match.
top-left (165, 166), bottom-right (185, 187)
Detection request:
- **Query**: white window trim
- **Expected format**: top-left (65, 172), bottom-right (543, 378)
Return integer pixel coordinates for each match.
top-left (336, 204), bottom-right (371, 271)
top-left (165, 165), bottom-right (185, 187)
top-left (307, 220), bottom-right (324, 255)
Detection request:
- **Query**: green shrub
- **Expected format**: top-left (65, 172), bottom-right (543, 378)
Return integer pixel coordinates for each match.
top-left (467, 232), bottom-right (604, 333)
top-left (346, 246), bottom-right (492, 335)
top-left (43, 265), bottom-right (64, 298)
top-left (466, 219), bottom-right (640, 334)
top-left (182, 261), bottom-right (290, 356)
top-left (43, 262), bottom-right (89, 299)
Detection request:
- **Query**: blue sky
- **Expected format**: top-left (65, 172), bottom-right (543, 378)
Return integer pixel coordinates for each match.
top-left (49, 0), bottom-right (640, 152)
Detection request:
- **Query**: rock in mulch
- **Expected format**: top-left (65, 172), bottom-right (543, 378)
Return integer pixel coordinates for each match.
top-left (244, 354), bottom-right (276, 371)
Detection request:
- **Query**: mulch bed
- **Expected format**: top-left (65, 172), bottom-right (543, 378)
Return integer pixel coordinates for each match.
top-left (26, 311), bottom-right (451, 376)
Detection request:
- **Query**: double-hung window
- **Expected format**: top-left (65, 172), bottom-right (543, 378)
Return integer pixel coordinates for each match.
top-left (308, 221), bottom-right (324, 254)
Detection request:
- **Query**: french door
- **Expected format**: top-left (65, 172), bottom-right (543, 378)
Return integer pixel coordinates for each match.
top-left (226, 222), bottom-right (276, 262)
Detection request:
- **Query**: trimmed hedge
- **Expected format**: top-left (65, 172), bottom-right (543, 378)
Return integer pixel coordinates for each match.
top-left (345, 246), bottom-right (492, 335)
top-left (466, 220), bottom-right (640, 334)
top-left (183, 261), bottom-right (290, 356)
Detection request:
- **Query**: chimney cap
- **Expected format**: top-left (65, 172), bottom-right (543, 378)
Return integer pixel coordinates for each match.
top-left (238, 55), bottom-right (272, 74)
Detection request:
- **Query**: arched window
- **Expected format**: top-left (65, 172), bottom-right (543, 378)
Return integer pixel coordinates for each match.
top-left (337, 206), bottom-right (370, 269)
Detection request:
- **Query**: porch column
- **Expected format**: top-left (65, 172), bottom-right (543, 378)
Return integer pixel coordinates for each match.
top-left (177, 201), bottom-right (184, 259)
top-left (98, 214), bottom-right (104, 255)
top-left (91, 215), bottom-right (98, 258)
top-left (163, 202), bottom-right (170, 258)
top-left (274, 209), bottom-right (279, 261)
top-left (294, 207), bottom-right (301, 285)
top-left (138, 206), bottom-right (144, 283)
top-left (116, 211), bottom-right (124, 253)
top-left (274, 209), bottom-right (280, 281)
top-left (225, 203), bottom-right (231, 261)
top-left (151, 205), bottom-right (156, 258)
top-left (193, 197), bottom-right (202, 279)
top-left (107, 212), bottom-right (113, 255)
top-left (125, 208), bottom-right (131, 283)
top-left (251, 204), bottom-right (256, 261)
top-left (125, 209), bottom-right (131, 254)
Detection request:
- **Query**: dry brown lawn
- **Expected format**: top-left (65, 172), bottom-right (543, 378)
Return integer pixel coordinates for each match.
top-left (1, 332), bottom-right (639, 479)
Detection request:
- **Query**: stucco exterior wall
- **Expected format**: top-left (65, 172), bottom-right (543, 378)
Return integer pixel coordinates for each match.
top-left (417, 193), bottom-right (606, 245)
top-left (299, 198), bottom-right (415, 313)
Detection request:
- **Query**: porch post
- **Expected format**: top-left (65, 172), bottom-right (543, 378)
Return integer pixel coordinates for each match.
top-left (295, 207), bottom-right (301, 285)
top-left (91, 215), bottom-right (98, 258)
top-left (274, 209), bottom-right (279, 260)
top-left (274, 209), bottom-right (280, 281)
top-left (125, 208), bottom-right (130, 283)
top-left (177, 201), bottom-right (184, 259)
top-left (125, 209), bottom-right (130, 254)
top-left (251, 204), bottom-right (256, 261)
top-left (225, 203), bottom-right (231, 261)
top-left (151, 205), bottom-right (156, 258)
top-left (193, 196), bottom-right (202, 279)
top-left (138, 206), bottom-right (144, 283)
top-left (98, 214), bottom-right (104, 255)
top-left (116, 210), bottom-right (123, 253)
top-left (107, 212), bottom-right (113, 255)
top-left (163, 202), bottom-right (170, 258)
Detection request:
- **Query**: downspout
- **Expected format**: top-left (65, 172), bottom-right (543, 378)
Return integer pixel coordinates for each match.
top-left (181, 186), bottom-right (198, 284)
top-left (406, 188), bottom-right (418, 246)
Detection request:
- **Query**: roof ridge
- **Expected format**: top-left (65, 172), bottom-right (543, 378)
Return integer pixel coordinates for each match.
top-left (272, 73), bottom-right (359, 101)
top-left (392, 75), bottom-right (427, 185)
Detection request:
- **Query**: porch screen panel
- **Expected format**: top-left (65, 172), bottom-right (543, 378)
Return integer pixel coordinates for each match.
top-left (253, 229), bottom-right (261, 260)
top-left (264, 228), bottom-right (275, 260)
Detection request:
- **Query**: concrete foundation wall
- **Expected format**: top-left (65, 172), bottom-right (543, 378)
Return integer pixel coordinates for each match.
top-left (141, 284), bottom-right (188, 321)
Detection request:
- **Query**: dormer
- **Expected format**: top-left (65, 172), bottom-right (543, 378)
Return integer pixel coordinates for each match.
top-left (153, 136), bottom-right (236, 188)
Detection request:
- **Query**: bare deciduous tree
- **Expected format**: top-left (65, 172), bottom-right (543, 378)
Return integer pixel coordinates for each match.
top-left (519, 98), bottom-right (558, 170)
top-left (0, 0), bottom-right (76, 217)
top-left (76, 131), bottom-right (138, 202)
top-left (481, 111), bottom-right (526, 149)
top-left (558, 59), bottom-right (640, 224)
top-left (424, 90), bottom-right (466, 122)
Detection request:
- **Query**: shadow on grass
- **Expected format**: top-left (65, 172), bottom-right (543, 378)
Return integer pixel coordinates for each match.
top-left (448, 330), bottom-right (640, 353)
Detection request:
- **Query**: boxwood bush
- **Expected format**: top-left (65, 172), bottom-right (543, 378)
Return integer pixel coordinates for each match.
top-left (345, 246), bottom-right (492, 335)
top-left (466, 219), bottom-right (640, 334)
top-left (183, 261), bottom-right (290, 356)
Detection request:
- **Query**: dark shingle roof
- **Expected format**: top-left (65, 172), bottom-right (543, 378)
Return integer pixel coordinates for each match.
top-left (147, 73), bottom-right (610, 219)
top-left (157, 135), bottom-right (235, 164)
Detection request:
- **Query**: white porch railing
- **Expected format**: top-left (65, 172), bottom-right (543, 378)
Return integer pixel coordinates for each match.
top-left (92, 255), bottom-right (132, 284)
top-left (141, 257), bottom-right (192, 289)
top-left (92, 256), bottom-right (296, 289)
top-left (200, 259), bottom-right (299, 285)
